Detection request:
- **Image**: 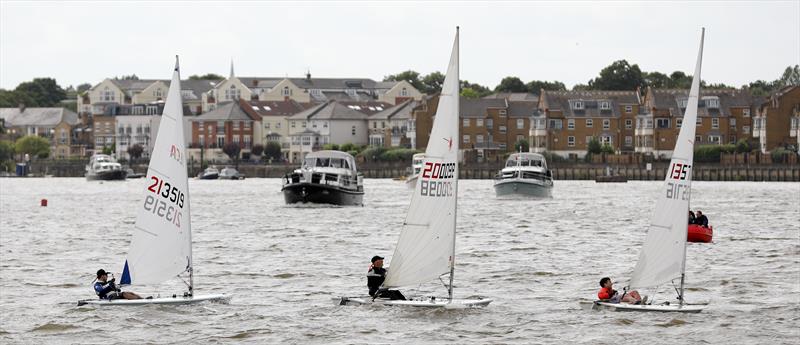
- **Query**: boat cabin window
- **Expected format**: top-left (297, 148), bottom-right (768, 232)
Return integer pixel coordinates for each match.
top-left (304, 157), bottom-right (351, 169)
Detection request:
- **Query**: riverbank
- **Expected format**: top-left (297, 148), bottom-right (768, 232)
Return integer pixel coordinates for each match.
top-left (12, 160), bottom-right (800, 181)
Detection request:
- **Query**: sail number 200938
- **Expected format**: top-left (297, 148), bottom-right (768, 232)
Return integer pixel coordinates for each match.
top-left (143, 175), bottom-right (184, 228)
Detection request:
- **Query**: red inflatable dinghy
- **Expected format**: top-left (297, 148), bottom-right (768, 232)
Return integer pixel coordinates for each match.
top-left (688, 224), bottom-right (713, 243)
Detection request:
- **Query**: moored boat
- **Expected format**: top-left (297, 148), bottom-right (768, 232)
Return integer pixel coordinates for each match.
top-left (493, 152), bottom-right (553, 197)
top-left (404, 153), bottom-right (425, 189)
top-left (687, 224), bottom-right (713, 243)
top-left (197, 166), bottom-right (219, 180)
top-left (219, 166), bottom-right (244, 180)
top-left (281, 150), bottom-right (364, 206)
top-left (85, 155), bottom-right (127, 181)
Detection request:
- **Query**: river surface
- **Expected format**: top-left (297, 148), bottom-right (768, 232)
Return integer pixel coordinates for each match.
top-left (0, 178), bottom-right (798, 344)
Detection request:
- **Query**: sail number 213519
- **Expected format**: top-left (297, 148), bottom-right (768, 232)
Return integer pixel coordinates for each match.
top-left (143, 175), bottom-right (184, 228)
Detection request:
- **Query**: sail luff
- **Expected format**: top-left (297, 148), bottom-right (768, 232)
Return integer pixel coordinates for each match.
top-left (448, 26), bottom-right (460, 301)
top-left (383, 29), bottom-right (460, 289)
top-left (629, 28), bottom-right (704, 290)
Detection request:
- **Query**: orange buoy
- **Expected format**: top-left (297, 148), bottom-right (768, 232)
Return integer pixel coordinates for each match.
top-left (40, 199), bottom-right (48, 207)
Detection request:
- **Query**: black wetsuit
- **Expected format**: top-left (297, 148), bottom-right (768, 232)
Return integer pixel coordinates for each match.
top-left (367, 266), bottom-right (405, 300)
top-left (94, 280), bottom-right (119, 299)
top-left (696, 215), bottom-right (709, 227)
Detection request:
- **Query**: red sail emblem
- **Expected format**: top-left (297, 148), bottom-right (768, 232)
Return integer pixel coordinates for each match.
top-left (169, 144), bottom-right (182, 164)
top-left (443, 137), bottom-right (453, 151)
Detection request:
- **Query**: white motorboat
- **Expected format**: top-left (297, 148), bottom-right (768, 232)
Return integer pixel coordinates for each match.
top-left (281, 150), bottom-right (364, 206)
top-left (197, 166), bottom-right (219, 180)
top-left (219, 166), bottom-right (244, 180)
top-left (404, 153), bottom-right (425, 189)
top-left (85, 154), bottom-right (127, 181)
top-left (493, 152), bottom-right (553, 197)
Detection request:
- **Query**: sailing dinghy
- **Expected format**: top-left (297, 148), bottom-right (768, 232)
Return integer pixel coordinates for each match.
top-left (335, 28), bottom-right (492, 308)
top-left (581, 29), bottom-right (707, 313)
top-left (79, 57), bottom-right (228, 306)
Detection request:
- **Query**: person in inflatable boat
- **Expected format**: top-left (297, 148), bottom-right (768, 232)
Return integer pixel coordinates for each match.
top-left (94, 269), bottom-right (143, 300)
top-left (597, 277), bottom-right (646, 304)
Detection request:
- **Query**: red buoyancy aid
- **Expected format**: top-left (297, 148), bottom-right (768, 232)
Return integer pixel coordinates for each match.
top-left (597, 287), bottom-right (614, 300)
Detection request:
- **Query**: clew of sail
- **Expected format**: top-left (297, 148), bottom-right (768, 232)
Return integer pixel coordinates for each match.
top-left (383, 29), bottom-right (460, 288)
top-left (121, 57), bottom-right (191, 286)
top-left (629, 29), bottom-right (704, 290)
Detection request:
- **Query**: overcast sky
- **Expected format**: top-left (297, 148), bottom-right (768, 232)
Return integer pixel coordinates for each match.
top-left (1, 1), bottom-right (798, 90)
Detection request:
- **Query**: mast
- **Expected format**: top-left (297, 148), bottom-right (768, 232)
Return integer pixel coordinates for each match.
top-left (679, 28), bottom-right (705, 307)
top-left (174, 55), bottom-right (194, 296)
top-left (448, 26), bottom-right (460, 302)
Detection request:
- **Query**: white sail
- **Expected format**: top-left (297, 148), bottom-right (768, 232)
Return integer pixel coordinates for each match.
top-left (629, 29), bottom-right (705, 289)
top-left (121, 57), bottom-right (191, 286)
top-left (383, 29), bottom-right (459, 288)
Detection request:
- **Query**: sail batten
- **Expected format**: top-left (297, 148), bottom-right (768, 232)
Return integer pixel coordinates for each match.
top-left (122, 57), bottom-right (192, 286)
top-left (629, 29), bottom-right (704, 290)
top-left (383, 29), bottom-right (460, 289)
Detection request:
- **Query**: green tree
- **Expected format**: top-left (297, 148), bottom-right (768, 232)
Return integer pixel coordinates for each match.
top-left (588, 60), bottom-right (645, 91)
top-left (222, 142), bottom-right (241, 163)
top-left (571, 83), bottom-right (590, 91)
top-left (0, 140), bottom-right (14, 162)
top-left (114, 74), bottom-right (139, 80)
top-left (735, 139), bottom-right (751, 153)
top-left (777, 65), bottom-right (800, 87)
top-left (339, 143), bottom-right (356, 152)
top-left (460, 88), bottom-right (480, 99)
top-left (460, 80), bottom-right (492, 97)
top-left (668, 71), bottom-right (693, 89)
top-left (586, 137), bottom-right (602, 155)
top-left (0, 89), bottom-right (35, 108)
top-left (494, 76), bottom-right (528, 92)
top-left (525, 80), bottom-right (566, 92)
top-left (13, 78), bottom-right (66, 107)
top-left (322, 143), bottom-right (340, 150)
top-left (643, 71), bottom-right (671, 88)
top-left (514, 139), bottom-right (529, 152)
top-left (383, 71), bottom-right (425, 93)
top-left (15, 135), bottom-right (50, 159)
top-left (76, 83), bottom-right (92, 93)
top-left (251, 144), bottom-right (264, 156)
top-left (601, 143), bottom-right (615, 154)
top-left (264, 141), bottom-right (282, 161)
top-left (189, 74), bottom-right (224, 80)
top-left (421, 72), bottom-right (445, 94)
top-left (128, 144), bottom-right (144, 163)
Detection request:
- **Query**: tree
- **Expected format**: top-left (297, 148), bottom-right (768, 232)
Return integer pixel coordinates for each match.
top-left (322, 143), bottom-right (340, 150)
top-left (76, 83), bottom-right (92, 93)
top-left (264, 142), bottom-right (282, 161)
top-left (189, 74), bottom-right (224, 80)
top-left (383, 70), bottom-right (425, 93)
top-left (525, 80), bottom-right (566, 92)
top-left (222, 142), bottom-right (241, 163)
top-left (128, 144), bottom-right (144, 163)
top-left (571, 83), bottom-right (590, 91)
top-left (15, 135), bottom-right (50, 159)
top-left (494, 76), bottom-right (527, 92)
top-left (251, 144), bottom-right (264, 156)
top-left (777, 65), bottom-right (800, 87)
top-left (0, 140), bottom-right (14, 162)
top-left (421, 72), bottom-right (445, 94)
top-left (339, 143), bottom-right (356, 152)
top-left (586, 137), bottom-right (602, 155)
top-left (735, 139), bottom-right (751, 153)
top-left (114, 74), bottom-right (139, 80)
top-left (588, 60), bottom-right (645, 91)
top-left (460, 80), bottom-right (492, 97)
top-left (643, 71), bottom-right (671, 89)
top-left (460, 88), bottom-right (481, 99)
top-left (13, 78), bottom-right (66, 107)
top-left (668, 71), bottom-right (693, 89)
top-left (601, 143), bottom-right (615, 154)
top-left (0, 89), bottom-right (35, 108)
top-left (514, 139), bottom-right (529, 152)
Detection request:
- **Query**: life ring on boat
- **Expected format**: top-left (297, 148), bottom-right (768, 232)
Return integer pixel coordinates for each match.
top-left (688, 224), bottom-right (713, 243)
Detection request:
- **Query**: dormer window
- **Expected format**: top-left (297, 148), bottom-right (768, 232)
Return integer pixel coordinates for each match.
top-left (225, 85), bottom-right (240, 100)
top-left (102, 87), bottom-right (115, 102)
top-left (743, 109), bottom-right (751, 117)
top-left (706, 98), bottom-right (719, 108)
top-left (346, 88), bottom-right (357, 97)
top-left (154, 88), bottom-right (163, 98)
top-left (599, 101), bottom-right (610, 110)
top-left (573, 101), bottom-right (584, 110)
top-left (282, 86), bottom-right (291, 96)
top-left (679, 99), bottom-right (688, 108)
top-left (400, 88), bottom-right (408, 97)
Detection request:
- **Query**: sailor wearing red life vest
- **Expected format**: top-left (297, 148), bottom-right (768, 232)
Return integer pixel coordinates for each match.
top-left (597, 277), bottom-right (645, 304)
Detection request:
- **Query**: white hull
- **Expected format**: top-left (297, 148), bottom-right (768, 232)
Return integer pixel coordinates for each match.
top-left (78, 293), bottom-right (229, 307)
top-left (578, 300), bottom-right (705, 313)
top-left (405, 174), bottom-right (418, 189)
top-left (334, 296), bottom-right (492, 308)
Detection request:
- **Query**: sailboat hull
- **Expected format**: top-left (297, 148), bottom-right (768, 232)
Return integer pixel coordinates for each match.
top-left (334, 296), bottom-right (492, 308)
top-left (77, 293), bottom-right (229, 307)
top-left (579, 300), bottom-right (705, 313)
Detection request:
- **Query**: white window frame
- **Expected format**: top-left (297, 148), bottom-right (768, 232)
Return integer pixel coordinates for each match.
top-left (599, 101), bottom-right (610, 110)
top-left (463, 135), bottom-right (470, 143)
top-left (517, 119), bottom-right (524, 129)
top-left (463, 118), bottom-right (470, 127)
top-left (603, 119), bottom-right (610, 129)
top-left (712, 118), bottom-right (719, 129)
top-left (625, 119), bottom-right (632, 129)
top-left (625, 105), bottom-right (633, 113)
top-left (573, 101), bottom-right (584, 110)
top-left (567, 136), bottom-right (575, 147)
top-left (567, 119), bottom-right (575, 130)
top-left (586, 119), bottom-right (593, 128)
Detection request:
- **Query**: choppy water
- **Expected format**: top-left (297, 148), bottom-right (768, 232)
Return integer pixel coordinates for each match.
top-left (0, 178), bottom-right (798, 344)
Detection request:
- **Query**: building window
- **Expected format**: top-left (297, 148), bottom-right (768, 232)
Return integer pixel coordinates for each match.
top-left (706, 98), bottom-right (719, 108)
top-left (323, 121), bottom-right (328, 128)
top-left (516, 134), bottom-right (524, 142)
top-left (603, 119), bottom-right (610, 129)
top-left (291, 121), bottom-right (296, 128)
top-left (743, 125), bottom-right (750, 133)
top-left (730, 118), bottom-right (736, 127)
top-left (730, 135), bottom-right (737, 144)
top-left (625, 119), bottom-right (632, 129)
top-left (743, 109), bottom-right (751, 117)
top-left (463, 118), bottom-right (470, 127)
top-left (463, 135), bottom-right (470, 143)
top-left (499, 110), bottom-right (507, 117)
top-left (708, 135), bottom-right (721, 144)
top-left (586, 119), bottom-right (593, 128)
top-left (233, 135), bottom-right (240, 144)
top-left (102, 87), bottom-right (115, 101)
top-left (625, 136), bottom-right (632, 146)
top-left (310, 89), bottom-right (321, 96)
top-left (352, 126), bottom-right (356, 135)
top-left (676, 118), bottom-right (683, 128)
top-left (233, 121), bottom-right (240, 130)
top-left (625, 105), bottom-right (633, 113)
top-left (516, 119), bottom-right (524, 129)
top-left (265, 122), bottom-right (270, 129)
top-left (282, 86), bottom-right (291, 96)
top-left (573, 101), bottom-right (584, 110)
top-left (656, 118), bottom-right (670, 129)
top-left (567, 119), bottom-right (575, 130)
top-left (680, 99), bottom-right (688, 108)
top-left (696, 117), bottom-right (702, 126)
top-left (599, 101), bottom-right (610, 110)
top-left (154, 88), bottom-right (163, 98)
top-left (548, 119), bottom-right (563, 129)
top-left (217, 136), bottom-right (225, 147)
top-left (499, 126), bottom-right (507, 134)
top-left (568, 136), bottom-right (575, 147)
top-left (486, 119), bottom-right (493, 129)
top-left (400, 88), bottom-right (408, 97)
top-left (312, 121), bottom-right (317, 129)
top-left (146, 105), bottom-right (158, 115)
top-left (695, 135), bottom-right (702, 143)
top-left (302, 121), bottom-right (307, 128)
top-left (476, 119), bottom-right (484, 127)
top-left (225, 85), bottom-right (240, 100)
top-left (476, 135), bottom-right (484, 143)
top-left (244, 121), bottom-right (251, 129)
top-left (712, 118), bottom-right (719, 129)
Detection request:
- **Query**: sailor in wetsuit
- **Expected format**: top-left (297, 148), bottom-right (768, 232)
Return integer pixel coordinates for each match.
top-left (94, 269), bottom-right (142, 300)
top-left (367, 256), bottom-right (405, 300)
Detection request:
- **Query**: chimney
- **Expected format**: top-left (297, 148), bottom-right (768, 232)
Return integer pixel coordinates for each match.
top-left (18, 103), bottom-right (26, 113)
top-left (306, 69), bottom-right (311, 81)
